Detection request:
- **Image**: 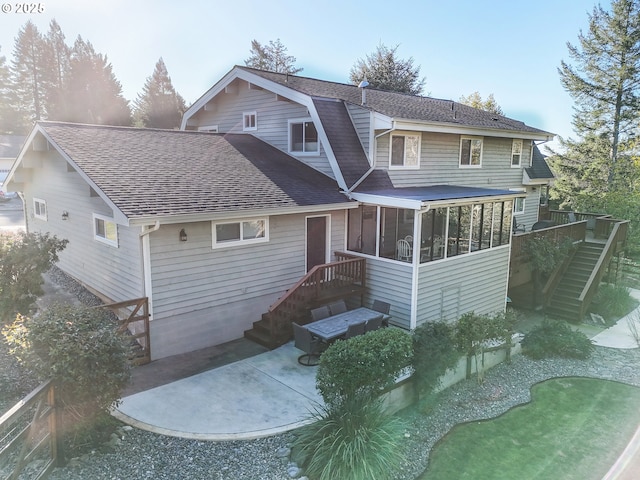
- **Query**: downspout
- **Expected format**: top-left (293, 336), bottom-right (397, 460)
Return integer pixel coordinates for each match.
top-left (139, 221), bottom-right (160, 320)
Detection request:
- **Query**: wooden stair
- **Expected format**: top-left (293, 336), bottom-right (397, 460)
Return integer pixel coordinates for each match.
top-left (244, 255), bottom-right (366, 349)
top-left (546, 242), bottom-right (604, 321)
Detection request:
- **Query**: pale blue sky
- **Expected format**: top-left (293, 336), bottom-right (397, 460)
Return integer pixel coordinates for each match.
top-left (1, 0), bottom-right (601, 151)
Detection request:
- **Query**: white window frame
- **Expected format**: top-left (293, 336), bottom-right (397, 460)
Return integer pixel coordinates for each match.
top-left (288, 118), bottom-right (320, 155)
top-left (212, 217), bottom-right (269, 248)
top-left (459, 136), bottom-right (483, 168)
top-left (33, 198), bottom-right (47, 221)
top-left (198, 125), bottom-right (219, 133)
top-left (511, 139), bottom-right (523, 167)
top-left (243, 111), bottom-right (257, 131)
top-left (389, 132), bottom-right (421, 169)
top-left (93, 213), bottom-right (119, 247)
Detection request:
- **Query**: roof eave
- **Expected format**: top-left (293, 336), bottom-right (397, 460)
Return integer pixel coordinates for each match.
top-left (392, 119), bottom-right (554, 141)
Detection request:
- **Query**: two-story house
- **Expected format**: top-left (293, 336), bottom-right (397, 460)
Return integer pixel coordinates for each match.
top-left (5, 66), bottom-right (554, 360)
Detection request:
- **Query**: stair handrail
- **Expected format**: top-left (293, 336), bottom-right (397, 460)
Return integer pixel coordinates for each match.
top-left (577, 220), bottom-right (629, 318)
top-left (268, 257), bottom-right (365, 313)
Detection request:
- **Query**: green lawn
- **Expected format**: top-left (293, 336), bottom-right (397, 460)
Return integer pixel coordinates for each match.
top-left (421, 378), bottom-right (640, 480)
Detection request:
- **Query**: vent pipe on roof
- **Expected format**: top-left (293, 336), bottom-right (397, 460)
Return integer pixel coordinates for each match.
top-left (358, 78), bottom-right (369, 105)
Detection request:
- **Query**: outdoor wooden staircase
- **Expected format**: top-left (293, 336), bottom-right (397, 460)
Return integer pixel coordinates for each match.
top-left (546, 242), bottom-right (604, 321)
top-left (244, 254), bottom-right (367, 349)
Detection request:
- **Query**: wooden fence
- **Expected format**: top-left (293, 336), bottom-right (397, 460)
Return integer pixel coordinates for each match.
top-left (0, 380), bottom-right (62, 480)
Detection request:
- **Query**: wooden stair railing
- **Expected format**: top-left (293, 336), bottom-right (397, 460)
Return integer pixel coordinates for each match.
top-left (577, 219), bottom-right (629, 319)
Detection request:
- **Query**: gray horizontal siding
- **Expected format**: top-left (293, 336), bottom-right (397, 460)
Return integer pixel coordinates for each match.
top-left (362, 258), bottom-right (413, 329)
top-left (376, 132), bottom-right (529, 190)
top-left (416, 246), bottom-right (510, 325)
top-left (147, 210), bottom-right (347, 358)
top-left (345, 104), bottom-right (372, 159)
top-left (22, 150), bottom-right (143, 302)
top-left (516, 187), bottom-right (541, 230)
top-left (193, 84), bottom-right (335, 177)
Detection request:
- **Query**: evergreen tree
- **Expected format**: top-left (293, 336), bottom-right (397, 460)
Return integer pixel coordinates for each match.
top-left (9, 21), bottom-right (48, 131)
top-left (43, 19), bottom-right (71, 121)
top-left (0, 46), bottom-right (14, 133)
top-left (349, 43), bottom-right (426, 95)
top-left (133, 58), bottom-right (186, 129)
top-left (63, 36), bottom-right (131, 125)
top-left (459, 91), bottom-right (504, 115)
top-left (558, 0), bottom-right (640, 187)
top-left (244, 39), bottom-right (302, 74)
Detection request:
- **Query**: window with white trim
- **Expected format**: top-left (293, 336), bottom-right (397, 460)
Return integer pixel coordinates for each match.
top-left (93, 214), bottom-right (118, 247)
top-left (390, 133), bottom-right (420, 169)
top-left (511, 139), bottom-right (523, 167)
top-left (212, 218), bottom-right (268, 248)
top-left (289, 119), bottom-right (319, 154)
top-left (459, 136), bottom-right (483, 167)
top-left (33, 198), bottom-right (47, 221)
top-left (243, 111), bottom-right (257, 131)
top-left (514, 196), bottom-right (525, 214)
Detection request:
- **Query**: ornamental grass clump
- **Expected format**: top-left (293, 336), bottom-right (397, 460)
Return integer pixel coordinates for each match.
top-left (292, 395), bottom-right (406, 480)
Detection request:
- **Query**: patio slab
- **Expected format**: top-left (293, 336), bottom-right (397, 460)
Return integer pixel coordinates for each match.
top-left (113, 342), bottom-right (321, 440)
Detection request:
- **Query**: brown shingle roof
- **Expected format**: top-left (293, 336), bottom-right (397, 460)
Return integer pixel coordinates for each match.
top-left (38, 122), bottom-right (348, 220)
top-left (239, 66), bottom-right (552, 137)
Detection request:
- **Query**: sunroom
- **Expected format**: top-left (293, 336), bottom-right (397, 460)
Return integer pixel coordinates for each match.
top-left (346, 185), bottom-right (519, 265)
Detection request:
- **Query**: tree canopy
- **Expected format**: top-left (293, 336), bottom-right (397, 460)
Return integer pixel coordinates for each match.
top-left (133, 58), bottom-right (186, 129)
top-left (558, 0), bottom-right (640, 188)
top-left (459, 91), bottom-right (504, 115)
top-left (349, 43), bottom-right (426, 95)
top-left (244, 38), bottom-right (302, 74)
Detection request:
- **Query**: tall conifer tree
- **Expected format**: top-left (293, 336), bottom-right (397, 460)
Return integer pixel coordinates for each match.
top-left (43, 20), bottom-right (71, 121)
top-left (0, 46), bottom-right (13, 133)
top-left (133, 58), bottom-right (186, 129)
top-left (558, 0), bottom-right (640, 188)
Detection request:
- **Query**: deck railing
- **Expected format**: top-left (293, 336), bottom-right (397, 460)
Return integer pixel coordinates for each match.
top-left (0, 380), bottom-right (62, 480)
top-left (95, 297), bottom-right (150, 365)
top-left (267, 255), bottom-right (366, 334)
top-left (511, 221), bottom-right (587, 260)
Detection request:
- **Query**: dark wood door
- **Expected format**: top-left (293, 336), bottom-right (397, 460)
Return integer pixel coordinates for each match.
top-left (306, 216), bottom-right (327, 272)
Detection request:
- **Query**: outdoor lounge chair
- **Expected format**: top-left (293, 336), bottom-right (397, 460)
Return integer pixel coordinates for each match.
top-left (293, 323), bottom-right (323, 366)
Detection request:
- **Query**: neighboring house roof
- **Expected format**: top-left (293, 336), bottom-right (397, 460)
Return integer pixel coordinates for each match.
top-left (235, 66), bottom-right (553, 138)
top-left (0, 135), bottom-right (26, 159)
top-left (9, 122), bottom-right (352, 225)
top-left (526, 144), bottom-right (555, 180)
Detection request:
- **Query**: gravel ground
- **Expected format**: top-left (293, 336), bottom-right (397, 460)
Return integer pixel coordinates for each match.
top-left (4, 268), bottom-right (640, 479)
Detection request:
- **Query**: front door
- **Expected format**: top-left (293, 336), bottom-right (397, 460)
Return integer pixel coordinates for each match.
top-left (306, 216), bottom-right (329, 272)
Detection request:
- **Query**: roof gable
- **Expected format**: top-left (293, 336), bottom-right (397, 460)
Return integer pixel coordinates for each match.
top-left (13, 122), bottom-right (350, 223)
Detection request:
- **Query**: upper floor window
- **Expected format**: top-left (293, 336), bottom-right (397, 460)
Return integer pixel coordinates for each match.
top-left (460, 136), bottom-right (483, 167)
top-left (390, 133), bottom-right (420, 169)
top-left (289, 119), bottom-right (319, 154)
top-left (511, 139), bottom-right (523, 167)
top-left (243, 111), bottom-right (257, 131)
top-left (33, 198), bottom-right (47, 221)
top-left (212, 217), bottom-right (269, 248)
top-left (93, 213), bottom-right (118, 247)
top-left (514, 196), bottom-right (525, 214)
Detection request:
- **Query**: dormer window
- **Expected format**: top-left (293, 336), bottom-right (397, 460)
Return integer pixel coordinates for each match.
top-left (243, 111), bottom-right (257, 131)
top-left (289, 118), bottom-right (319, 154)
top-left (389, 133), bottom-right (420, 169)
top-left (511, 139), bottom-right (523, 167)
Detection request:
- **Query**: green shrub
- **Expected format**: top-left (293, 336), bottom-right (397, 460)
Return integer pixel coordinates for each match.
top-left (591, 283), bottom-right (638, 322)
top-left (412, 321), bottom-right (459, 395)
top-left (0, 232), bottom-right (68, 322)
top-left (521, 319), bottom-right (595, 359)
top-left (2, 303), bottom-right (131, 453)
top-left (292, 396), bottom-right (406, 480)
top-left (316, 327), bottom-right (412, 407)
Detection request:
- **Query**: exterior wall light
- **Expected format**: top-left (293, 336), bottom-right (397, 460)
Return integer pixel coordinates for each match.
top-left (61, 211), bottom-right (69, 220)
top-left (179, 228), bottom-right (187, 242)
